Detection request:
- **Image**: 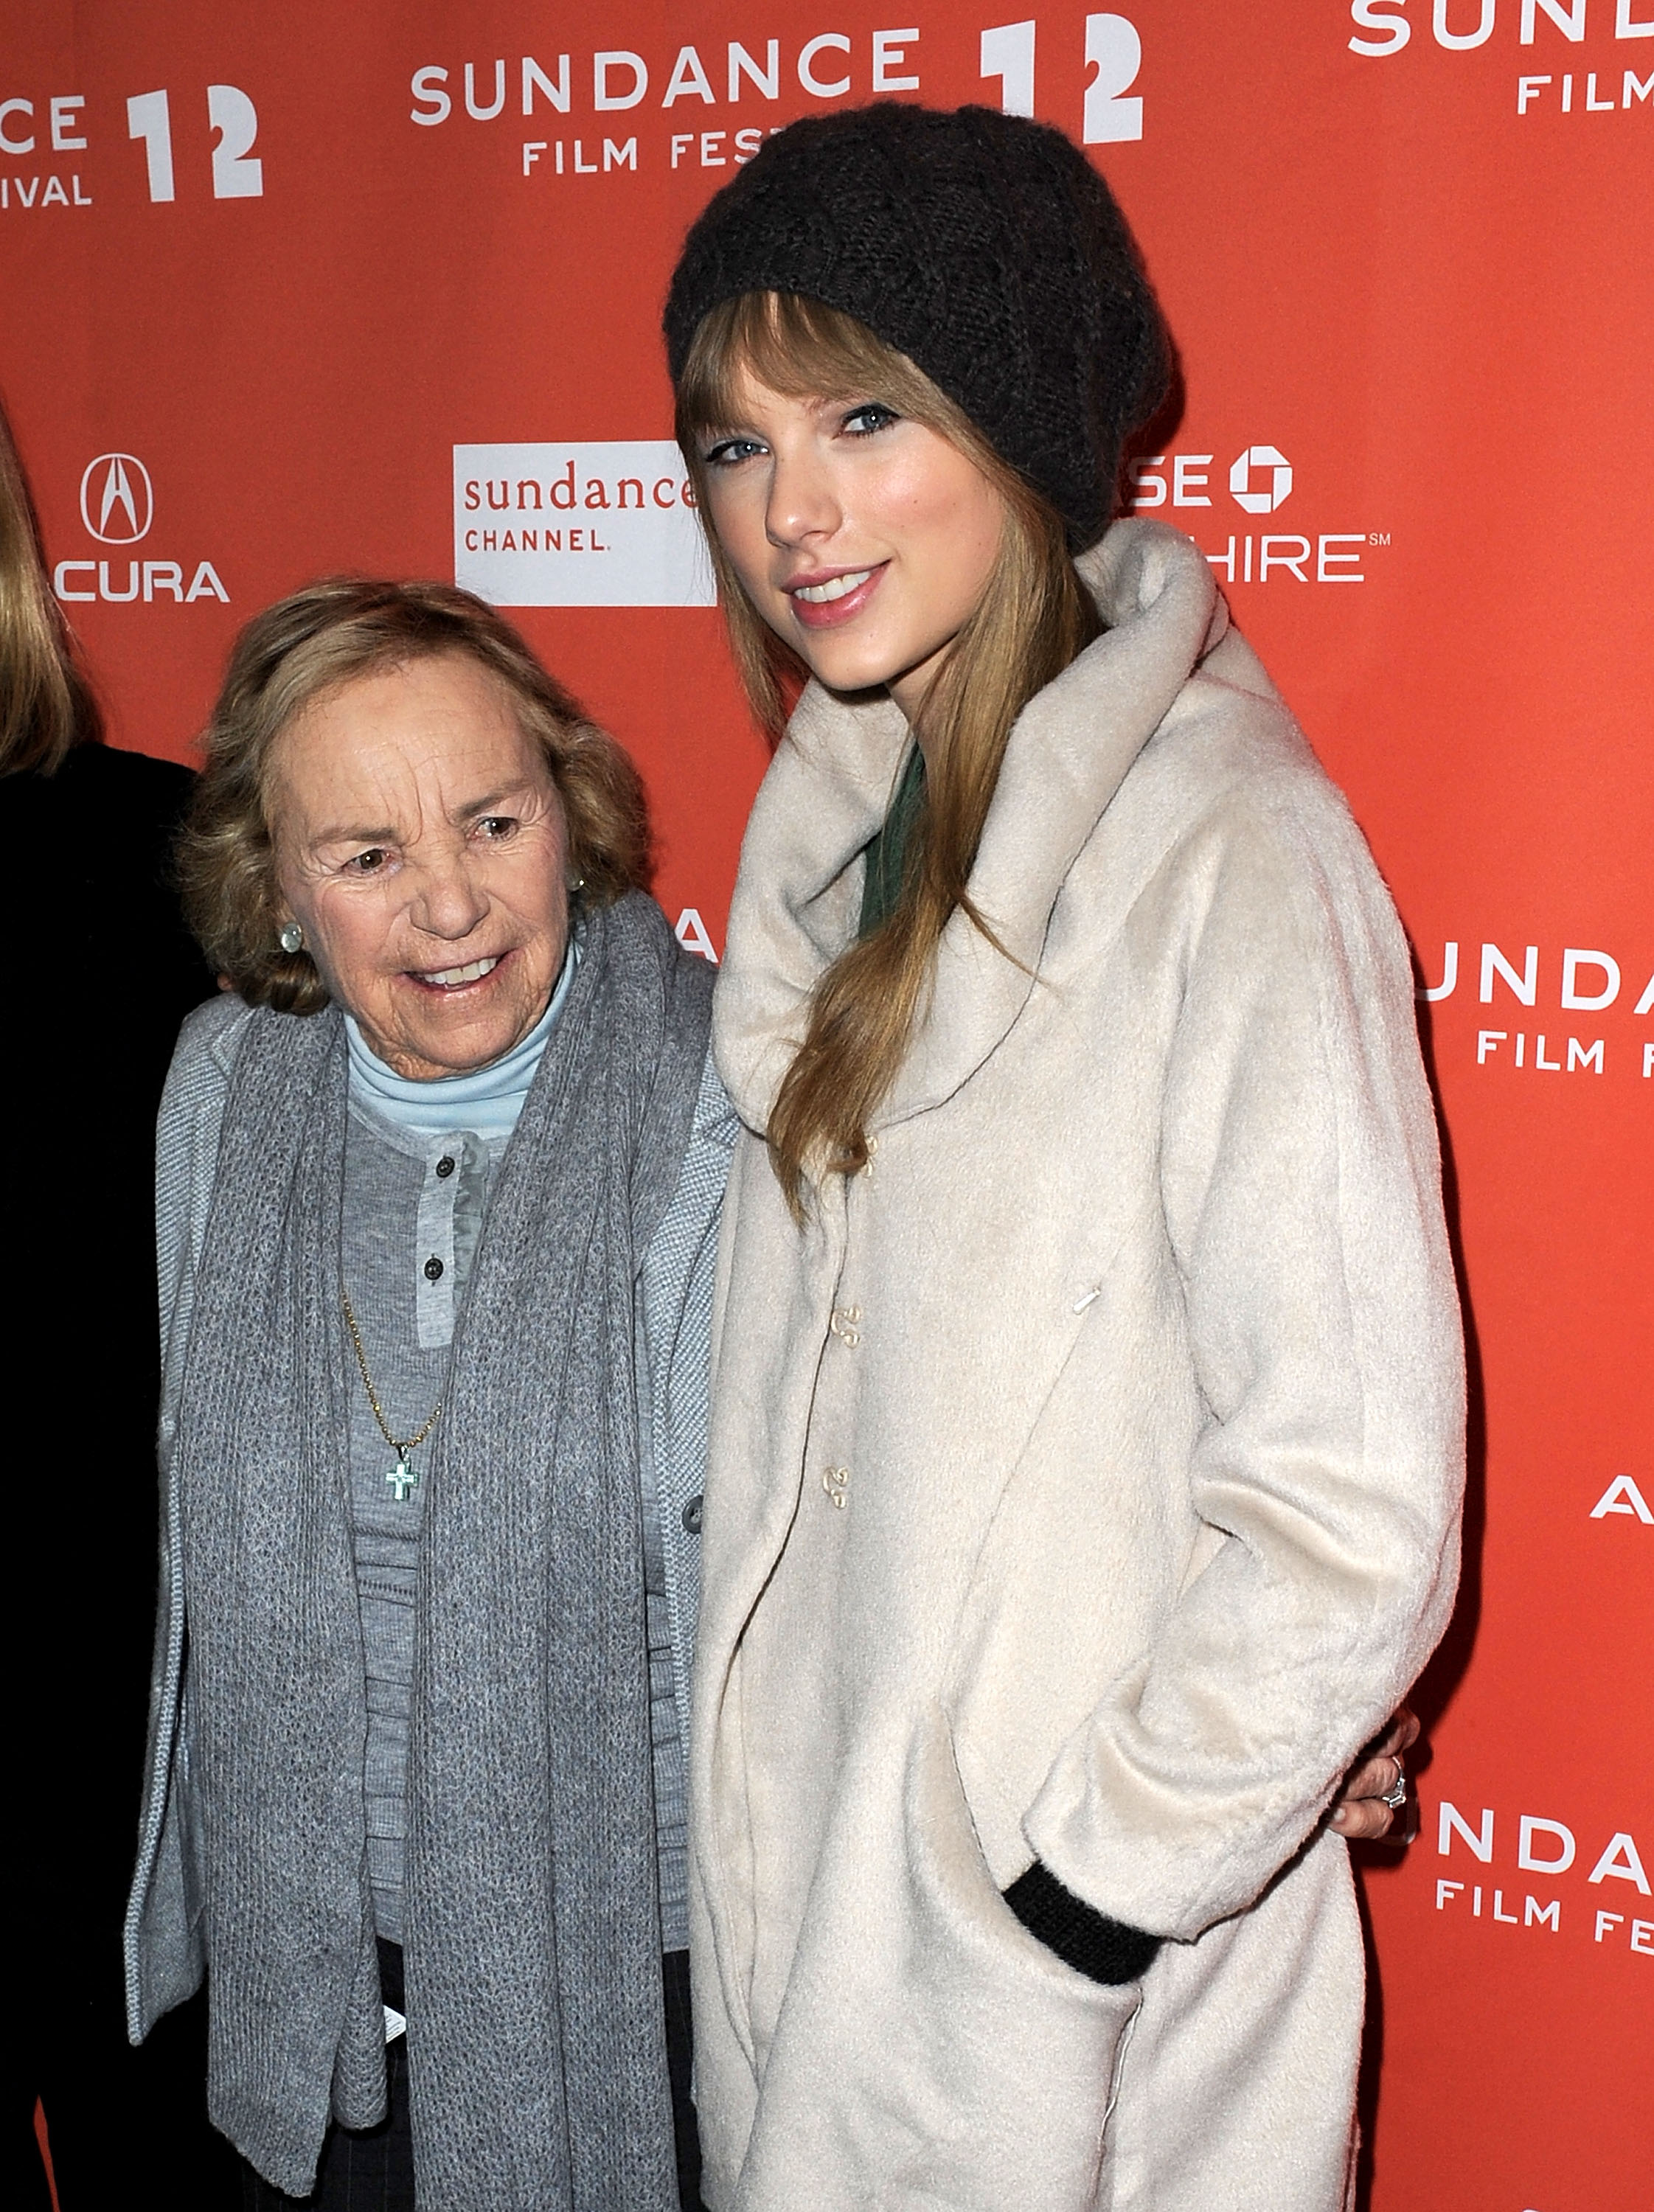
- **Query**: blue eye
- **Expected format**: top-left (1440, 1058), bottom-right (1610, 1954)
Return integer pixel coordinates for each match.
top-left (842, 403), bottom-right (900, 437)
top-left (703, 436), bottom-right (765, 467)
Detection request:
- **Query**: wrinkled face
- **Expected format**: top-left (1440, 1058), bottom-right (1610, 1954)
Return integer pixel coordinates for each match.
top-left (696, 366), bottom-right (1007, 723)
top-left (271, 653), bottom-right (569, 1080)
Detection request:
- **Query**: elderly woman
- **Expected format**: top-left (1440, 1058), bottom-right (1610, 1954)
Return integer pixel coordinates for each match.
top-left (123, 580), bottom-right (732, 2212)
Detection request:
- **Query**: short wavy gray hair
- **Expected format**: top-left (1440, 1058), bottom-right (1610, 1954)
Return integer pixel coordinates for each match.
top-left (178, 577), bottom-right (650, 1012)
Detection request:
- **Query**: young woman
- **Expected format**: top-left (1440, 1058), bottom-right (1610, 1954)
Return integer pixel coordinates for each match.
top-left (664, 104), bottom-right (1461, 2211)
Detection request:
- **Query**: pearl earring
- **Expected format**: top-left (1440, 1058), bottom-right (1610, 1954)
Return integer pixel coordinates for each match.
top-left (279, 921), bottom-right (305, 954)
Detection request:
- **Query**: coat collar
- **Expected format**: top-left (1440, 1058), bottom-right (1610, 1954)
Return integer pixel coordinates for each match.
top-left (713, 520), bottom-right (1230, 1135)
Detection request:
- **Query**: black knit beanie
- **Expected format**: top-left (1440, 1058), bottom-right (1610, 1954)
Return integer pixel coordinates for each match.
top-left (663, 102), bottom-right (1171, 552)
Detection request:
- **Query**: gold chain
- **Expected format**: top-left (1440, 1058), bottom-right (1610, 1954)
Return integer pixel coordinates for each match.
top-left (341, 1289), bottom-right (442, 1459)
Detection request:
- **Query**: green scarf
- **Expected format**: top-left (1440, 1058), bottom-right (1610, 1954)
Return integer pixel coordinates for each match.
top-left (858, 742), bottom-right (927, 938)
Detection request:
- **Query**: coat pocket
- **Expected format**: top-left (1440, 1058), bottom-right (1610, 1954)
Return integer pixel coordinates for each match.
top-left (871, 1711), bottom-right (1142, 2212)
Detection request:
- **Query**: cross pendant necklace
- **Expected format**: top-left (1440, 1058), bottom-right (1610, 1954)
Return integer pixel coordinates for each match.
top-left (342, 1290), bottom-right (442, 1506)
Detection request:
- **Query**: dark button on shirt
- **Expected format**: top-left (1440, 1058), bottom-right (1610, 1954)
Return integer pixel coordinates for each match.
top-left (681, 1494), bottom-right (703, 1535)
top-left (435, 1155), bottom-right (456, 1180)
top-left (423, 1256), bottom-right (444, 1281)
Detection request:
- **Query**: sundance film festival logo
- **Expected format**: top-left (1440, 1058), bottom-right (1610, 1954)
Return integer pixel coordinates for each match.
top-left (54, 454), bottom-right (229, 607)
top-left (409, 17), bottom-right (1152, 185)
top-left (1417, 936), bottom-right (1654, 1081)
top-left (1347, 1), bottom-right (1654, 120)
top-left (1591, 1473), bottom-right (1653, 1524)
top-left (1434, 1798), bottom-right (1651, 1958)
top-left (0, 82), bottom-right (263, 209)
top-left (454, 443), bottom-right (715, 608)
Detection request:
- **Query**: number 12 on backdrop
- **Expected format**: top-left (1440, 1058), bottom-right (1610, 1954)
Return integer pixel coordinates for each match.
top-left (126, 86), bottom-right (263, 203)
top-left (981, 15), bottom-right (1145, 142)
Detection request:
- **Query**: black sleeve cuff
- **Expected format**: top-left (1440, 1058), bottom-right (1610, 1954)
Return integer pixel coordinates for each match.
top-left (1002, 1860), bottom-right (1161, 1986)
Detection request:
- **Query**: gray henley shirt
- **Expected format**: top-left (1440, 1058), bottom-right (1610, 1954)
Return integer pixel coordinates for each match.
top-left (340, 1096), bottom-right (689, 1951)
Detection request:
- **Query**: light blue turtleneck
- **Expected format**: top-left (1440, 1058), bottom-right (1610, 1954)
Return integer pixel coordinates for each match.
top-left (344, 940), bottom-right (577, 1138)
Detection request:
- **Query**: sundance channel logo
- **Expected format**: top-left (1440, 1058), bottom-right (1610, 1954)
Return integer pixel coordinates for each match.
top-left (454, 442), bottom-right (715, 608)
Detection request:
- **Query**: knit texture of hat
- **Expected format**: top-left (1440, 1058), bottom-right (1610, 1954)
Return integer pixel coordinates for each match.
top-left (663, 102), bottom-right (1170, 551)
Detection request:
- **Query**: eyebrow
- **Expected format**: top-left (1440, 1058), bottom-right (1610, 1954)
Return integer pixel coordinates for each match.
top-left (311, 820), bottom-right (399, 848)
top-left (452, 782), bottom-right (535, 824)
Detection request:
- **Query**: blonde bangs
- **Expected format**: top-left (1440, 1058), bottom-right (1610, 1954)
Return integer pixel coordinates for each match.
top-left (677, 291), bottom-right (961, 432)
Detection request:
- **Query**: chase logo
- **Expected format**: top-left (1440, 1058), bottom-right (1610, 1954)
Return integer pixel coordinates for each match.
top-left (1229, 445), bottom-right (1293, 515)
top-left (80, 453), bottom-right (153, 543)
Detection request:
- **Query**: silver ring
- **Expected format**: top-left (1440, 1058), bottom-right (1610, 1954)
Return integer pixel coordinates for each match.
top-left (1381, 1759), bottom-right (1408, 1811)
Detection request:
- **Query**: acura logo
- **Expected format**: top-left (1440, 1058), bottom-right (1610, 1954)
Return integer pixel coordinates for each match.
top-left (80, 453), bottom-right (154, 544)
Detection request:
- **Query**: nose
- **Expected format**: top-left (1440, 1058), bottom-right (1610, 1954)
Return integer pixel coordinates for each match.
top-left (765, 440), bottom-right (842, 552)
top-left (409, 846), bottom-right (489, 943)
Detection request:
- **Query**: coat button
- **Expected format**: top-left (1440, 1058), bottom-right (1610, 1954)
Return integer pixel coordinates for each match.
top-left (681, 1494), bottom-right (703, 1535)
top-left (423, 1256), bottom-right (444, 1281)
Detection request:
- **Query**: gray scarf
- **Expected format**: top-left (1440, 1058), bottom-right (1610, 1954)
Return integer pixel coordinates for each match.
top-left (174, 893), bottom-right (711, 2208)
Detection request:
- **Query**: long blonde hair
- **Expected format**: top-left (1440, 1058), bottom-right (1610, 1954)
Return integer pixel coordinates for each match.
top-left (675, 292), bottom-right (1100, 1212)
top-left (1, 406), bottom-right (99, 775)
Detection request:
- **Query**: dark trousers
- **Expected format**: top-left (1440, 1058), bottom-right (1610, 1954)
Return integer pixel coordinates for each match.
top-left (242, 1946), bottom-right (703, 2212)
top-left (662, 1948), bottom-right (704, 2211)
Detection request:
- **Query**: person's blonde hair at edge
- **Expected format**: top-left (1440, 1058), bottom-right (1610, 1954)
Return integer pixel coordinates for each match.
top-left (178, 577), bottom-right (650, 1015)
top-left (0, 406), bottom-right (99, 776)
top-left (676, 291), bottom-right (1102, 1215)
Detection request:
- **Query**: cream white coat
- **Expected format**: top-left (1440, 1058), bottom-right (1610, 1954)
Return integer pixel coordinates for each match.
top-left (693, 521), bottom-right (1464, 2212)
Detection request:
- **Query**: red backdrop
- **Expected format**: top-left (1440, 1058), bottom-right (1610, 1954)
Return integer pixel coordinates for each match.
top-left (5, 5), bottom-right (1650, 2205)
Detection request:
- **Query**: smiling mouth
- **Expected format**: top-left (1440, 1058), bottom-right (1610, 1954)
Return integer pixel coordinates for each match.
top-left (786, 564), bottom-right (887, 630)
top-left (410, 954), bottom-right (503, 991)
top-left (790, 568), bottom-right (875, 605)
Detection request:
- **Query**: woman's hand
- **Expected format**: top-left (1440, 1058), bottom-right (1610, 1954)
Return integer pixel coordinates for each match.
top-left (1327, 1708), bottom-right (1421, 1842)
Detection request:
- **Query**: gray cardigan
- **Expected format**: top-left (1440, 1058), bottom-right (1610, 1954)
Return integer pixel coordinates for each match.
top-left (125, 991), bottom-right (737, 2039)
